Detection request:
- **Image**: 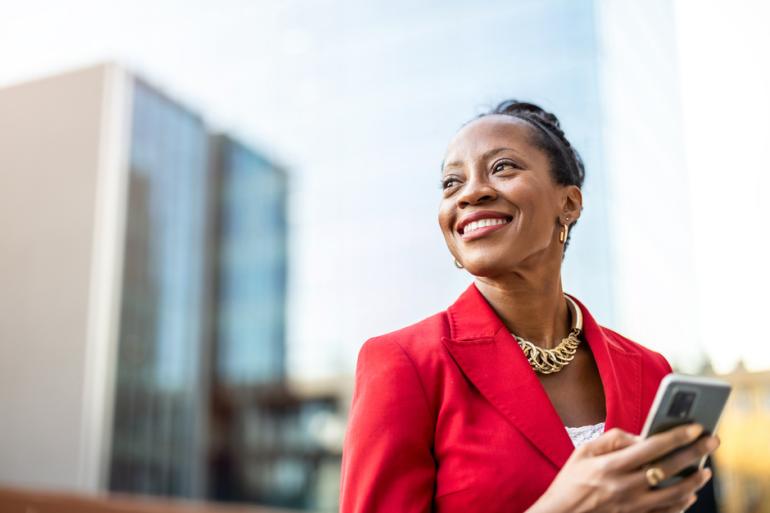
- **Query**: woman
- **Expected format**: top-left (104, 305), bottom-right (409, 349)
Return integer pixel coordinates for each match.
top-left (338, 101), bottom-right (719, 512)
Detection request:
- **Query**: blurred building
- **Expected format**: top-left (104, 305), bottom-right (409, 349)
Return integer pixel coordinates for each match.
top-left (209, 379), bottom-right (345, 510)
top-left (0, 63), bottom-right (344, 511)
top-left (705, 362), bottom-right (770, 513)
top-left (209, 135), bottom-right (288, 387)
top-left (108, 78), bottom-right (213, 497)
top-left (0, 63), bottom-right (134, 492)
top-left (0, 63), bottom-right (218, 496)
top-left (206, 136), bottom-right (344, 511)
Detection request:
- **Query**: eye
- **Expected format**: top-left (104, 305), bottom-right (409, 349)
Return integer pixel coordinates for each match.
top-left (492, 160), bottom-right (519, 173)
top-left (441, 177), bottom-right (459, 190)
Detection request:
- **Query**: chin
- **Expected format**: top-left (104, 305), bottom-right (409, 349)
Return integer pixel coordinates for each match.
top-left (459, 257), bottom-right (511, 278)
top-left (463, 266), bottom-right (495, 278)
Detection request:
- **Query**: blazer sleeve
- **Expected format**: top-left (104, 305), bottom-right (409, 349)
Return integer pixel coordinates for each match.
top-left (339, 336), bottom-right (437, 513)
top-left (654, 350), bottom-right (674, 374)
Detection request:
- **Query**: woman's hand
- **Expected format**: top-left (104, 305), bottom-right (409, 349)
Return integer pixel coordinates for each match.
top-left (528, 424), bottom-right (719, 513)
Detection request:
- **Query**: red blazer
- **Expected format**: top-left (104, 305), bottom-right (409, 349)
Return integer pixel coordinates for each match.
top-left (339, 282), bottom-right (673, 513)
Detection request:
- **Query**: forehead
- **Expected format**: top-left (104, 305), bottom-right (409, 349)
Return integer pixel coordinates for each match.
top-left (444, 115), bottom-right (540, 164)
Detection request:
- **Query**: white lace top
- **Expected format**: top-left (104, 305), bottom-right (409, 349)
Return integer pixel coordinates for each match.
top-left (565, 421), bottom-right (605, 448)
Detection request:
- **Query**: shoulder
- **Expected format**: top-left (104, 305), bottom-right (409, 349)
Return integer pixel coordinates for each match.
top-left (353, 311), bottom-right (451, 406)
top-left (599, 324), bottom-right (673, 375)
top-left (358, 310), bottom-right (449, 361)
top-left (351, 312), bottom-right (451, 423)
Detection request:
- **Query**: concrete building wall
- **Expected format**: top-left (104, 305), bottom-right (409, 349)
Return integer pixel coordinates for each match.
top-left (0, 64), bottom-right (130, 492)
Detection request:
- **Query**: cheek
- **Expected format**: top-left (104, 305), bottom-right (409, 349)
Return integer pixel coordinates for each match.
top-left (437, 206), bottom-right (460, 253)
top-left (437, 203), bottom-right (453, 233)
top-left (507, 181), bottom-right (554, 221)
top-left (500, 185), bottom-right (557, 246)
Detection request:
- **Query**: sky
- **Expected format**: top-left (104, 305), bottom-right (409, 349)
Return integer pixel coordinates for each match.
top-left (1, 0), bottom-right (769, 378)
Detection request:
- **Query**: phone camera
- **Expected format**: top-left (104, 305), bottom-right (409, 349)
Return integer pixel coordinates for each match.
top-left (667, 390), bottom-right (696, 419)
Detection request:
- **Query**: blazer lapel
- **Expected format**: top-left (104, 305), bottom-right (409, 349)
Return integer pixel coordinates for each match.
top-left (441, 282), bottom-right (643, 470)
top-left (568, 293), bottom-right (643, 435)
top-left (441, 283), bottom-right (573, 469)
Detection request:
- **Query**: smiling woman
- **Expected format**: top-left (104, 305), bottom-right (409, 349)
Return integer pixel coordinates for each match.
top-left (339, 101), bottom-right (719, 513)
top-left (439, 101), bottom-right (585, 270)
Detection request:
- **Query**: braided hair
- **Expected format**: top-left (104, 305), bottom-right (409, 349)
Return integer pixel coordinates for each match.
top-left (473, 100), bottom-right (585, 254)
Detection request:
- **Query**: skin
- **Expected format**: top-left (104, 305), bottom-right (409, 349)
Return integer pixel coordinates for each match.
top-left (438, 115), bottom-right (719, 512)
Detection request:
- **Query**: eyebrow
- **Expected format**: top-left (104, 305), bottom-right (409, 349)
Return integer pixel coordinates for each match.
top-left (441, 147), bottom-right (520, 173)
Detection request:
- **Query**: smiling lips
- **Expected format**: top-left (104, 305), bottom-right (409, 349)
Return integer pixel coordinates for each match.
top-left (456, 211), bottom-right (513, 241)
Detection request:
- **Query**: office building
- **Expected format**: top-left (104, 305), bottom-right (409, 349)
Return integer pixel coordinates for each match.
top-left (206, 136), bottom-right (343, 511)
top-left (209, 135), bottom-right (288, 387)
top-left (0, 64), bottom-right (303, 502)
top-left (703, 363), bottom-right (770, 513)
top-left (107, 78), bottom-right (212, 497)
top-left (0, 63), bottom-right (135, 492)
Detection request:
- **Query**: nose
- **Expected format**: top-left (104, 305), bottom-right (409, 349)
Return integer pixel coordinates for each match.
top-left (456, 174), bottom-right (497, 208)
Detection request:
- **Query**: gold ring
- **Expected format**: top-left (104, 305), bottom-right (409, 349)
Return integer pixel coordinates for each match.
top-left (645, 466), bottom-right (666, 487)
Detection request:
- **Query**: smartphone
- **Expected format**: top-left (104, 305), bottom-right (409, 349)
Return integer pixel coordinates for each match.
top-left (639, 373), bottom-right (732, 488)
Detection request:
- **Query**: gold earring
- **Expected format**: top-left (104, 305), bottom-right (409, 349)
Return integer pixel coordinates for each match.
top-left (453, 258), bottom-right (464, 269)
top-left (559, 221), bottom-right (570, 243)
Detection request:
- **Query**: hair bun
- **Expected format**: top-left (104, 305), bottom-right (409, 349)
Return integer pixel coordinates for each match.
top-left (491, 100), bottom-right (561, 130)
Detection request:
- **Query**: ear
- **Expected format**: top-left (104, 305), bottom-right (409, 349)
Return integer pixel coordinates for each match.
top-left (560, 185), bottom-right (583, 223)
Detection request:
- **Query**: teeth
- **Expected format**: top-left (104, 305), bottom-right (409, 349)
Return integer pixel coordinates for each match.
top-left (463, 217), bottom-right (509, 234)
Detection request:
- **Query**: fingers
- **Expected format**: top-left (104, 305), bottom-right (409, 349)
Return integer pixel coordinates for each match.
top-left (652, 434), bottom-right (719, 482)
top-left (579, 427), bottom-right (640, 457)
top-left (620, 434), bottom-right (718, 493)
top-left (647, 493), bottom-right (698, 513)
top-left (566, 425), bottom-right (715, 513)
top-left (604, 423), bottom-right (704, 472)
top-left (634, 467), bottom-right (712, 512)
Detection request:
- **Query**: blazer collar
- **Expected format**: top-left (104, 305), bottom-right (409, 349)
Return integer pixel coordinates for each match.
top-left (441, 282), bottom-right (642, 470)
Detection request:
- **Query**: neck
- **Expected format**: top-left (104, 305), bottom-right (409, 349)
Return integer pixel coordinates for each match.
top-left (474, 271), bottom-right (571, 350)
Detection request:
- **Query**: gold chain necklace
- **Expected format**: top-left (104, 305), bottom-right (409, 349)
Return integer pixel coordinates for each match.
top-left (512, 295), bottom-right (583, 375)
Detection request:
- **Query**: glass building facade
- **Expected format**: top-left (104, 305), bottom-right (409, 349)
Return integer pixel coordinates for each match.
top-left (212, 136), bottom-right (287, 386)
top-left (108, 86), bottom-right (293, 502)
top-left (109, 79), bottom-right (211, 497)
top-left (209, 136), bottom-right (327, 509)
